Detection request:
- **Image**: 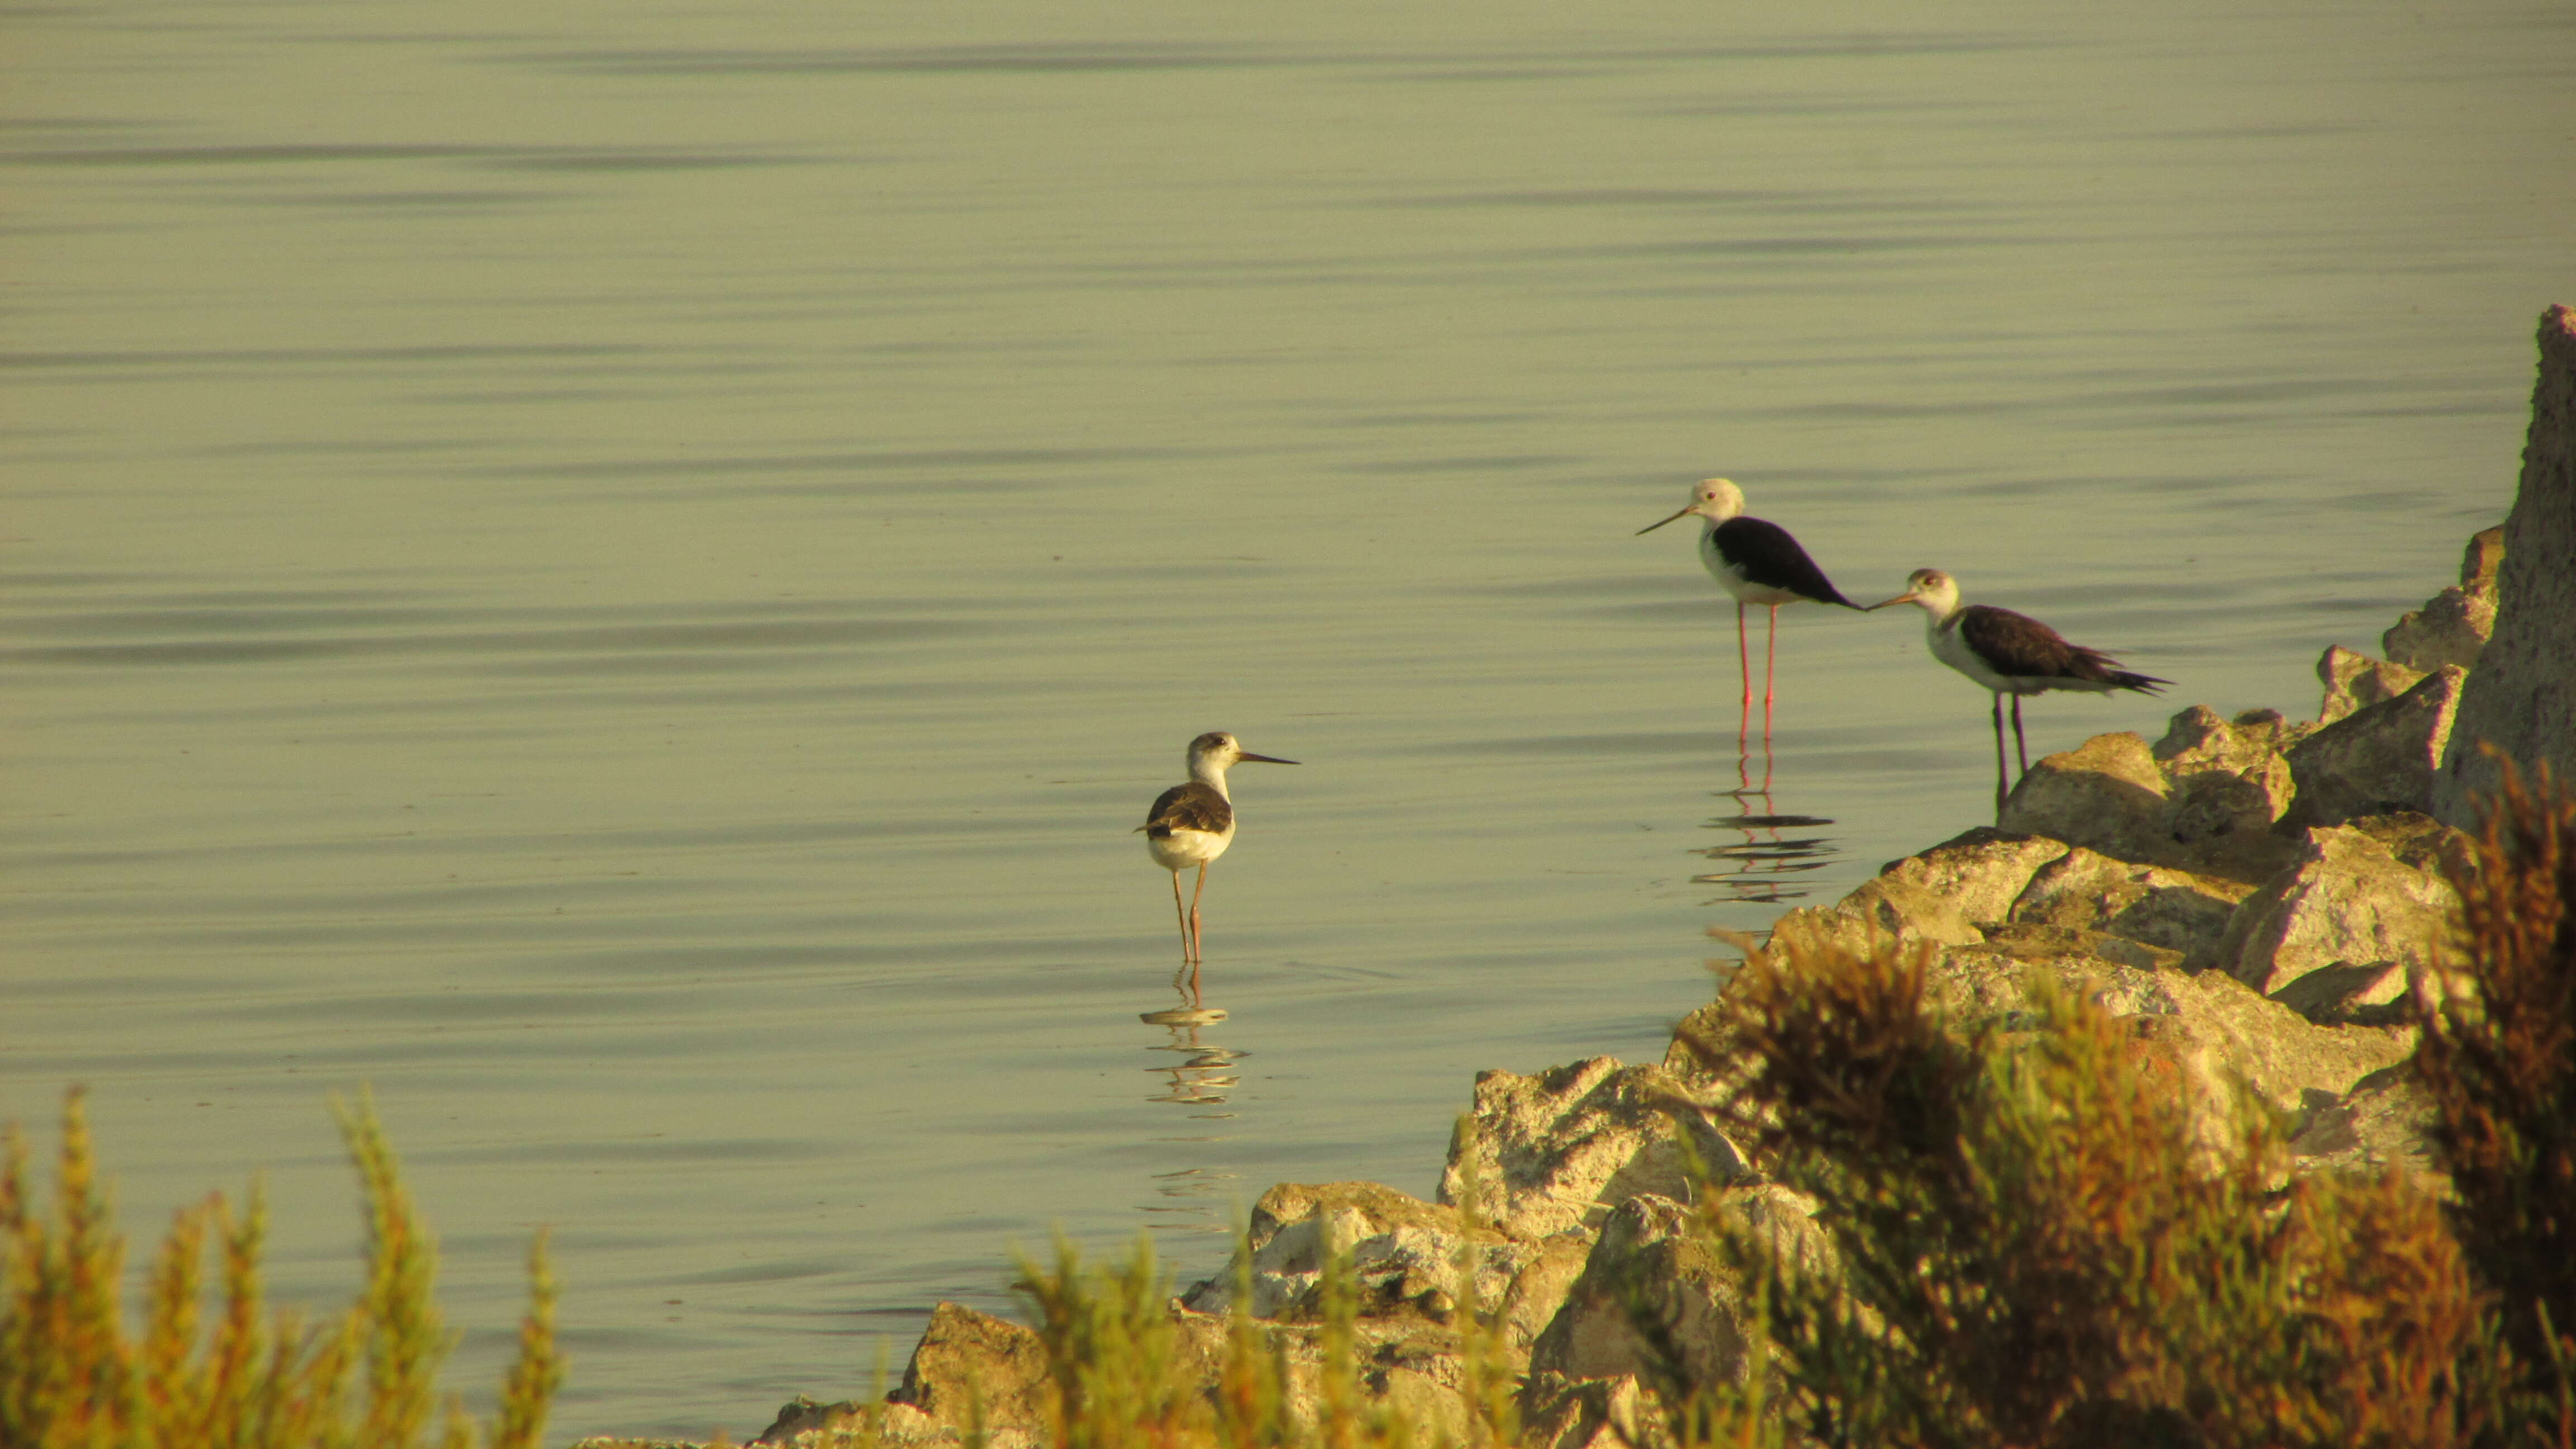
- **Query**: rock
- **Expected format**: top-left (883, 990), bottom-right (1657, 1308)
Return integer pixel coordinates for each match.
top-left (2384, 526), bottom-right (2507, 672)
top-left (2318, 646), bottom-right (2427, 724)
top-left (2002, 719), bottom-right (2305, 885)
top-left (2216, 823), bottom-right (2461, 997)
top-left (1520, 1372), bottom-right (1673, 1449)
top-left (1528, 1196), bottom-right (1746, 1389)
top-left (2289, 1063), bottom-right (2445, 1194)
top-left (2436, 305), bottom-right (2576, 823)
top-left (1178, 1180), bottom-right (1523, 1323)
top-left (2283, 666), bottom-right (2469, 828)
top-left (2003, 846), bottom-right (2253, 970)
top-left (2269, 960), bottom-right (2409, 1026)
top-left (1998, 731), bottom-right (2170, 860)
top-left (1875, 827), bottom-right (2072, 927)
top-left (1437, 1058), bottom-right (1751, 1242)
top-left (887, 1302), bottom-right (1049, 1449)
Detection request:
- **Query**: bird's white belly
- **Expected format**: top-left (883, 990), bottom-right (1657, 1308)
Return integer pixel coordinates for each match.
top-left (1148, 825), bottom-right (1233, 871)
top-left (1928, 621), bottom-right (2021, 693)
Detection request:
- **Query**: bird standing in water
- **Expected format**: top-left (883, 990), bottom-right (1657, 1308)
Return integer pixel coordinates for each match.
top-left (1637, 477), bottom-right (1859, 743)
top-left (1870, 567), bottom-right (2167, 812)
top-left (1139, 731), bottom-right (1296, 982)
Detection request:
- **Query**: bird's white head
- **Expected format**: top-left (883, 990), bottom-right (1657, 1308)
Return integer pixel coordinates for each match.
top-left (1868, 567), bottom-right (1962, 618)
top-left (1636, 477), bottom-right (1746, 535)
top-left (1186, 731), bottom-right (1299, 786)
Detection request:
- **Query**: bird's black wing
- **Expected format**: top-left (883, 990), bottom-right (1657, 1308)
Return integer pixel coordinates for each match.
top-left (1713, 517), bottom-right (1856, 607)
top-left (1143, 781), bottom-right (1232, 838)
top-left (1958, 604), bottom-right (2167, 692)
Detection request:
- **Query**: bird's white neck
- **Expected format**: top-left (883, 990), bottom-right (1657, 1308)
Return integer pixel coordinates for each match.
top-left (1188, 757), bottom-right (1235, 799)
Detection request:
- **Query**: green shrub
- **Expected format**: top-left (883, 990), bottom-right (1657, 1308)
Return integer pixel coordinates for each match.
top-left (0, 1090), bottom-right (561, 1449)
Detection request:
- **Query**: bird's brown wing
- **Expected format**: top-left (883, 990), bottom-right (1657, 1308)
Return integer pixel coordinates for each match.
top-left (1143, 781), bottom-right (1232, 838)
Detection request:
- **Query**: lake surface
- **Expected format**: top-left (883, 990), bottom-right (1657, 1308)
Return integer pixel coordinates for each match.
top-left (5, 0), bottom-right (2569, 1439)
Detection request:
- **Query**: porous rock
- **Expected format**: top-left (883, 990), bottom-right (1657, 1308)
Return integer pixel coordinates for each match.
top-left (1178, 1180), bottom-right (1522, 1323)
top-left (1527, 1195), bottom-right (1745, 1389)
top-left (1999, 730), bottom-right (2169, 863)
top-left (2290, 1062), bottom-right (2444, 1194)
top-left (2003, 846), bottom-right (2252, 970)
top-left (1876, 827), bottom-right (2072, 927)
top-left (887, 1302), bottom-right (1048, 1449)
top-left (1437, 1058), bottom-right (1751, 1242)
top-left (2216, 821), bottom-right (2461, 997)
top-left (2437, 305), bottom-right (2576, 822)
top-left (2001, 716), bottom-right (2308, 884)
top-left (1520, 1372), bottom-right (1673, 1449)
top-left (2268, 959), bottom-right (2410, 1025)
top-left (2283, 666), bottom-right (2468, 828)
top-left (2384, 525), bottom-right (2506, 672)
top-left (2318, 645), bottom-right (2427, 724)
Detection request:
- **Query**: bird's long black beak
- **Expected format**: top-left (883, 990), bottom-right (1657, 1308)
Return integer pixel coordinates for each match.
top-left (1237, 752), bottom-right (1299, 765)
top-left (1635, 506), bottom-right (1692, 536)
top-left (1864, 592), bottom-right (1918, 612)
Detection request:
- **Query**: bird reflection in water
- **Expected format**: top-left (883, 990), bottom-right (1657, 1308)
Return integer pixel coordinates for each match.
top-left (1691, 735), bottom-right (1839, 905)
top-left (1135, 982), bottom-right (1244, 1234)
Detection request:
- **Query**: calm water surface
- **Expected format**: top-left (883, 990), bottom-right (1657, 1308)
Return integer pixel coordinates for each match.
top-left (6, 0), bottom-right (2570, 1439)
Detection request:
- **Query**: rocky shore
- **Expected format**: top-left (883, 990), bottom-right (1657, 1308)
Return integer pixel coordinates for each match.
top-left (572, 304), bottom-right (2576, 1449)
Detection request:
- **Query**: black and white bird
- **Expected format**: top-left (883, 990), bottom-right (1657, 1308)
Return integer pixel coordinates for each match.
top-left (1138, 731), bottom-right (1296, 974)
top-left (1870, 567), bottom-right (2168, 810)
top-left (1637, 477), bottom-right (1860, 737)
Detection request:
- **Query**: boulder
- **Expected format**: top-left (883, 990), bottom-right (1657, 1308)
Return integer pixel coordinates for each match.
top-left (1875, 827), bottom-right (2072, 927)
top-left (2317, 645), bottom-right (2427, 724)
top-left (2001, 718), bottom-right (2306, 884)
top-left (2002, 846), bottom-right (2253, 970)
top-left (2215, 823), bottom-right (2460, 997)
top-left (1998, 731), bottom-right (2170, 863)
top-left (2283, 666), bottom-right (2469, 828)
top-left (2268, 960), bottom-right (2409, 1026)
top-left (1527, 1195), bottom-right (1747, 1390)
top-left (1520, 1372), bottom-right (1673, 1449)
top-left (1437, 1058), bottom-right (1751, 1241)
top-left (1178, 1180), bottom-right (1523, 1323)
top-left (2436, 305), bottom-right (2576, 823)
top-left (887, 1302), bottom-right (1049, 1449)
top-left (2289, 1063), bottom-right (2445, 1194)
top-left (2384, 525), bottom-right (2506, 671)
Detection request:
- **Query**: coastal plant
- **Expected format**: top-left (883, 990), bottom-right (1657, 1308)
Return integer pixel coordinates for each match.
top-left (0, 1088), bottom-right (561, 1449)
top-left (1670, 932), bottom-right (2482, 1447)
top-left (2418, 755), bottom-right (2576, 1442)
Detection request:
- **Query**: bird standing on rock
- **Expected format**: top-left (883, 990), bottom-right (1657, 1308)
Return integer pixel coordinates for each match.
top-left (1869, 567), bottom-right (2168, 812)
top-left (1637, 477), bottom-right (1860, 743)
top-left (1139, 731), bottom-right (1296, 983)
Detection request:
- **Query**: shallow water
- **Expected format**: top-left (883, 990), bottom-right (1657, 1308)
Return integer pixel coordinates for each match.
top-left (4, 0), bottom-right (2569, 1439)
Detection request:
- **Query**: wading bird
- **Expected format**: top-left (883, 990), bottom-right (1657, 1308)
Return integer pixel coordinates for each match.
top-left (1139, 731), bottom-right (1296, 976)
top-left (1637, 477), bottom-right (1859, 741)
top-left (1869, 567), bottom-right (2167, 811)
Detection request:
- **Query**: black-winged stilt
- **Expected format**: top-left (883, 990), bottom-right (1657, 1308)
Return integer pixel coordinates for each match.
top-left (1637, 477), bottom-right (1859, 741)
top-left (1869, 567), bottom-right (2168, 810)
top-left (1138, 731), bottom-right (1296, 976)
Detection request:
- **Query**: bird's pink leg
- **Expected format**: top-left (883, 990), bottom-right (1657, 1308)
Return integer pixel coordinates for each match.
top-left (1763, 603), bottom-right (1779, 742)
top-left (2010, 697), bottom-right (2030, 778)
top-left (1736, 603), bottom-right (1753, 749)
top-left (1170, 871), bottom-right (1191, 963)
top-left (1187, 863), bottom-right (1210, 964)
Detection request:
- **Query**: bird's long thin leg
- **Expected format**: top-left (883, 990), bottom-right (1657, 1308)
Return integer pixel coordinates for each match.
top-left (1169, 870), bottom-right (1191, 963)
top-left (1187, 862), bottom-right (1211, 964)
top-left (1991, 693), bottom-right (2009, 818)
top-left (1763, 603), bottom-right (1779, 742)
top-left (2011, 696), bottom-right (2030, 778)
top-left (1735, 603), bottom-right (1753, 749)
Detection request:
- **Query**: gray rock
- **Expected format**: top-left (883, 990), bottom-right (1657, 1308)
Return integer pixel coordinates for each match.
top-left (2436, 305), bottom-right (2576, 823)
top-left (1998, 731), bottom-right (2171, 863)
top-left (2003, 846), bottom-right (2253, 970)
top-left (2318, 645), bottom-right (2427, 724)
top-left (1528, 1195), bottom-right (1746, 1389)
top-left (2385, 526), bottom-right (2506, 672)
top-left (1178, 1180), bottom-right (1524, 1323)
top-left (1519, 1372), bottom-right (1672, 1449)
top-left (2283, 666), bottom-right (2468, 828)
top-left (887, 1302), bottom-right (1049, 1449)
top-left (2289, 1063), bottom-right (2445, 1194)
top-left (1876, 827), bottom-right (2072, 927)
top-left (2215, 824), bottom-right (2460, 997)
top-left (2001, 716), bottom-right (2309, 884)
top-left (1438, 1058), bottom-right (1751, 1241)
top-left (2269, 960), bottom-right (2409, 1026)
